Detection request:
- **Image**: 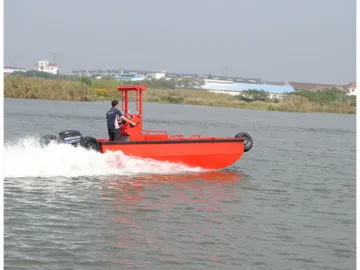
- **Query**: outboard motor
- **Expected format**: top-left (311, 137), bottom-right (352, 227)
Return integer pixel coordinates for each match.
top-left (40, 130), bottom-right (83, 147)
top-left (59, 130), bottom-right (83, 145)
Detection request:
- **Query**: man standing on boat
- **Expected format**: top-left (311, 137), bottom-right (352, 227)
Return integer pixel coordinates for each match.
top-left (106, 100), bottom-right (136, 141)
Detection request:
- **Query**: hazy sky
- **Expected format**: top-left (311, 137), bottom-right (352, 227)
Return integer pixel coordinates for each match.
top-left (5, 0), bottom-right (356, 84)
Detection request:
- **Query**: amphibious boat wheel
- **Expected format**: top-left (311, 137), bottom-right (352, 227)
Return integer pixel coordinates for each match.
top-left (235, 132), bottom-right (253, 152)
top-left (40, 134), bottom-right (58, 147)
top-left (79, 136), bottom-right (100, 152)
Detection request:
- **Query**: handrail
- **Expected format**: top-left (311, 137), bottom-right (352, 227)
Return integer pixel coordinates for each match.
top-left (141, 130), bottom-right (168, 135)
top-left (170, 134), bottom-right (184, 140)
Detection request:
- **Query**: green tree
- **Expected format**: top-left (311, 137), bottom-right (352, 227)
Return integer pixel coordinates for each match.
top-left (147, 78), bottom-right (177, 89)
top-left (238, 89), bottom-right (269, 102)
top-left (12, 70), bottom-right (57, 79)
top-left (80, 77), bottom-right (92, 87)
top-left (179, 77), bottom-right (193, 88)
top-left (294, 88), bottom-right (349, 105)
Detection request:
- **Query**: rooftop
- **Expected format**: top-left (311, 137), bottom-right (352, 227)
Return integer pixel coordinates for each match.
top-left (201, 82), bottom-right (294, 94)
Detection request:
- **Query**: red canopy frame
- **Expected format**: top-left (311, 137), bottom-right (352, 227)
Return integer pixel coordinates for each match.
top-left (117, 84), bottom-right (147, 116)
top-left (116, 84), bottom-right (151, 140)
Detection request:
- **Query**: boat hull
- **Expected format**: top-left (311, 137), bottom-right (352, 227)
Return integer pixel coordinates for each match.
top-left (98, 139), bottom-right (245, 170)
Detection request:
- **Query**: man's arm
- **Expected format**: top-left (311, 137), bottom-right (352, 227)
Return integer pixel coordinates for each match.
top-left (116, 110), bottom-right (136, 126)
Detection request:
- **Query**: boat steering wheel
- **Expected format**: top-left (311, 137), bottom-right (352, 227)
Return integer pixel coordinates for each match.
top-left (120, 114), bottom-right (140, 128)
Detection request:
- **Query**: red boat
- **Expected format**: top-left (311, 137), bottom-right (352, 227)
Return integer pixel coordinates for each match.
top-left (41, 84), bottom-right (253, 170)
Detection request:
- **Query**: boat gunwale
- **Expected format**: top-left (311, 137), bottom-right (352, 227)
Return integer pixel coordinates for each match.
top-left (99, 138), bottom-right (245, 145)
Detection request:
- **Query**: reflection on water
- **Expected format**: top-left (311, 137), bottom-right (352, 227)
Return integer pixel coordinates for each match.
top-left (102, 171), bottom-right (245, 212)
top-left (5, 170), bottom-right (249, 269)
top-left (99, 171), bottom-right (246, 267)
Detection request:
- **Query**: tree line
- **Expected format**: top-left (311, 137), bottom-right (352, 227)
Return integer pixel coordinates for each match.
top-left (9, 71), bottom-right (355, 106)
top-left (236, 87), bottom-right (355, 105)
top-left (10, 70), bottom-right (203, 90)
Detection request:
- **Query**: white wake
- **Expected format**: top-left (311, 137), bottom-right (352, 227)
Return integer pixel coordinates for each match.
top-left (3, 137), bottom-right (203, 178)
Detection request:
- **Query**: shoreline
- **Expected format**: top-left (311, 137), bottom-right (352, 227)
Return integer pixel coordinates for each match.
top-left (4, 96), bottom-right (356, 115)
top-left (4, 76), bottom-right (356, 115)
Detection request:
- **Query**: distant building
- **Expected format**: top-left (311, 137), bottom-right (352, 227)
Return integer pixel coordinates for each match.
top-left (146, 71), bottom-right (166, 80)
top-left (203, 79), bottom-right (234, 85)
top-left (34, 60), bottom-right (58, 75)
top-left (201, 80), bottom-right (294, 100)
top-left (263, 81), bottom-right (287, 86)
top-left (345, 82), bottom-right (356, 96)
top-left (113, 74), bottom-right (145, 81)
top-left (4, 66), bottom-right (27, 76)
top-left (72, 70), bottom-right (89, 76)
top-left (233, 77), bottom-right (262, 84)
top-left (288, 81), bottom-right (345, 92)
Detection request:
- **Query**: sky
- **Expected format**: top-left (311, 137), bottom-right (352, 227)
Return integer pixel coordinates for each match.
top-left (4, 0), bottom-right (356, 84)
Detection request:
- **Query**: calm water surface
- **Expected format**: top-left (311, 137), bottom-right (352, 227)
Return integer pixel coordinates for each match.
top-left (4, 98), bottom-right (356, 270)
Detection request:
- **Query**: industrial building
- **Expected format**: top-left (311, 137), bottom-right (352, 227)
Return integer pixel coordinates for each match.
top-left (201, 79), bottom-right (294, 100)
top-left (113, 74), bottom-right (145, 81)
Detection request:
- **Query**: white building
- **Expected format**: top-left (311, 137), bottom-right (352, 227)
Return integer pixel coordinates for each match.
top-left (203, 79), bottom-right (235, 84)
top-left (35, 60), bottom-right (58, 75)
top-left (113, 74), bottom-right (145, 81)
top-left (146, 70), bottom-right (166, 80)
top-left (4, 66), bottom-right (27, 74)
top-left (152, 72), bottom-right (166, 79)
top-left (346, 82), bottom-right (357, 96)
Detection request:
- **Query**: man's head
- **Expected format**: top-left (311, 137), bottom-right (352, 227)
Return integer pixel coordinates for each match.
top-left (111, 100), bottom-right (119, 108)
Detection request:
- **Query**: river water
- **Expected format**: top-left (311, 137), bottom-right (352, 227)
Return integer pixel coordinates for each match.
top-left (3, 98), bottom-right (356, 270)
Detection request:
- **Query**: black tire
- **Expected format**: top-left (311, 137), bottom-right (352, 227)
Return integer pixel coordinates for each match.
top-left (235, 132), bottom-right (253, 152)
top-left (40, 134), bottom-right (58, 147)
top-left (79, 136), bottom-right (100, 152)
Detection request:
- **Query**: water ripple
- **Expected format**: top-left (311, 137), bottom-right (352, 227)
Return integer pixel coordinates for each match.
top-left (4, 99), bottom-right (356, 270)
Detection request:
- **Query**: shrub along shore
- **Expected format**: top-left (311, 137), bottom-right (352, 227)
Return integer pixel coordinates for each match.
top-left (4, 75), bottom-right (356, 114)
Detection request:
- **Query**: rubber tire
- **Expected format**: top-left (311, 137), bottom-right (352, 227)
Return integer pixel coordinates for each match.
top-left (79, 136), bottom-right (100, 152)
top-left (40, 134), bottom-right (58, 147)
top-left (235, 132), bottom-right (253, 152)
